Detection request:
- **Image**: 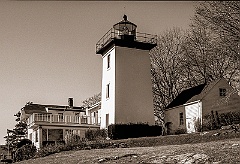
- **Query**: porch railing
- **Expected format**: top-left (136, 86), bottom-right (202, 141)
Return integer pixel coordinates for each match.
top-left (27, 113), bottom-right (100, 126)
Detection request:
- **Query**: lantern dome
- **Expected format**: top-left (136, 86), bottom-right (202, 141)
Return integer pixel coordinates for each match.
top-left (113, 15), bottom-right (137, 35)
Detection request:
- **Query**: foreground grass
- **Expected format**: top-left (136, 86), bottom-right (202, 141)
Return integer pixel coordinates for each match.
top-left (111, 129), bottom-right (240, 148)
top-left (15, 138), bottom-right (240, 164)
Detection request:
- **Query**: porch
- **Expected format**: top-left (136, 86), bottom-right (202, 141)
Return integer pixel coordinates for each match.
top-left (30, 126), bottom-right (100, 149)
top-left (27, 113), bottom-right (100, 128)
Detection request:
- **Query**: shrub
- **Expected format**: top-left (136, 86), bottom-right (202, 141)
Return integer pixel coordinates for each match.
top-left (219, 111), bottom-right (240, 126)
top-left (65, 133), bottom-right (81, 146)
top-left (13, 139), bottom-right (36, 162)
top-left (85, 129), bottom-right (107, 141)
top-left (16, 138), bottom-right (33, 148)
top-left (203, 110), bottom-right (240, 131)
top-left (174, 128), bottom-right (186, 135)
top-left (194, 118), bottom-right (202, 132)
top-left (35, 142), bottom-right (67, 158)
top-left (108, 123), bottom-right (162, 140)
top-left (14, 144), bottom-right (36, 162)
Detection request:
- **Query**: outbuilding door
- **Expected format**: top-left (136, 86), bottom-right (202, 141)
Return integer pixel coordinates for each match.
top-left (185, 102), bottom-right (202, 133)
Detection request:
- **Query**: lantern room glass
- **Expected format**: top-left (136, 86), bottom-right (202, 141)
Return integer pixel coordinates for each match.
top-left (113, 15), bottom-right (137, 36)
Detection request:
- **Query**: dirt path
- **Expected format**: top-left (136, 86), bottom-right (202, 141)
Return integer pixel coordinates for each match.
top-left (16, 138), bottom-right (240, 164)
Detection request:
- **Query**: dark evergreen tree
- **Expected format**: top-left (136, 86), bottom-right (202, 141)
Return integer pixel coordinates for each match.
top-left (4, 105), bottom-right (28, 155)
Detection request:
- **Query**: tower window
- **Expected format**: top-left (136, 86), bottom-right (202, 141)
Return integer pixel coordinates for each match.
top-left (179, 112), bottom-right (184, 126)
top-left (219, 88), bottom-right (226, 97)
top-left (106, 114), bottom-right (109, 127)
top-left (106, 83), bottom-right (110, 99)
top-left (107, 54), bottom-right (110, 69)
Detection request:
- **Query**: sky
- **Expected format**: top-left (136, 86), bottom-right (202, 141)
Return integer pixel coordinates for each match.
top-left (0, 1), bottom-right (198, 145)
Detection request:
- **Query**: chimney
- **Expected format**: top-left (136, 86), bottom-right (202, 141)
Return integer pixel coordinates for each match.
top-left (68, 98), bottom-right (73, 107)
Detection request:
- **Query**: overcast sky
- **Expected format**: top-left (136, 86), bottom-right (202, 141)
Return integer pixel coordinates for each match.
top-left (0, 1), bottom-right (198, 145)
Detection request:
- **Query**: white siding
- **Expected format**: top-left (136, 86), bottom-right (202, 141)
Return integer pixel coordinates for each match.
top-left (100, 47), bottom-right (116, 128)
top-left (165, 106), bottom-right (185, 134)
top-left (100, 45), bottom-right (155, 128)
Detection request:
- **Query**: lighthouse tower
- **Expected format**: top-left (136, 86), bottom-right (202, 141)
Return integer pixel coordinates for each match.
top-left (96, 15), bottom-right (157, 129)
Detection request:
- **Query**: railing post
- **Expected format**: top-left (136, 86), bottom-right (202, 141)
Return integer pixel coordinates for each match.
top-left (96, 113), bottom-right (98, 125)
top-left (50, 114), bottom-right (52, 123)
top-left (33, 113), bottom-right (35, 122)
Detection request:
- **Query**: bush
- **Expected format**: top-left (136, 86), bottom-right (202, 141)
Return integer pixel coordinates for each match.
top-left (14, 144), bottom-right (36, 162)
top-left (108, 123), bottom-right (162, 140)
top-left (65, 133), bottom-right (81, 146)
top-left (85, 129), bottom-right (107, 141)
top-left (203, 110), bottom-right (240, 131)
top-left (35, 142), bottom-right (68, 158)
top-left (194, 118), bottom-right (202, 132)
top-left (13, 139), bottom-right (36, 162)
top-left (219, 111), bottom-right (240, 126)
top-left (174, 128), bottom-right (186, 135)
top-left (16, 138), bottom-right (33, 148)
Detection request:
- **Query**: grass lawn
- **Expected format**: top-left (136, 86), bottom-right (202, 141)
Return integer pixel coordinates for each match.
top-left (15, 129), bottom-right (240, 164)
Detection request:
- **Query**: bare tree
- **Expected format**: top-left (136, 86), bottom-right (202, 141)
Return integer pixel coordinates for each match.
top-left (182, 23), bottom-right (239, 85)
top-left (81, 92), bottom-right (101, 108)
top-left (150, 28), bottom-right (190, 129)
top-left (195, 1), bottom-right (240, 59)
top-left (183, 1), bottom-right (240, 90)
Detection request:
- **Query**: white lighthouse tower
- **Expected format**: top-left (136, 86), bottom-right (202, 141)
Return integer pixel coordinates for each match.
top-left (96, 15), bottom-right (157, 129)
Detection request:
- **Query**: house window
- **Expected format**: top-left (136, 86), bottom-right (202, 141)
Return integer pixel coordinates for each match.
top-left (29, 133), bottom-right (32, 141)
top-left (219, 88), bottom-right (226, 97)
top-left (106, 83), bottom-right (110, 99)
top-left (179, 112), bottom-right (184, 125)
top-left (107, 54), bottom-right (110, 69)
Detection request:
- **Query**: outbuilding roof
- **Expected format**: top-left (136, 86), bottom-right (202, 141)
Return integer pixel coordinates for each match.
top-left (166, 83), bottom-right (206, 109)
top-left (165, 78), bottom-right (224, 109)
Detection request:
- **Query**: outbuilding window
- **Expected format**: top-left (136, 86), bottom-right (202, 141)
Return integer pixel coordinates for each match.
top-left (219, 88), bottom-right (226, 97)
top-left (179, 112), bottom-right (184, 125)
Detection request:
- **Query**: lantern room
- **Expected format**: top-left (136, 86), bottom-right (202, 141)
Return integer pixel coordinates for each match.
top-left (113, 15), bottom-right (137, 40)
top-left (96, 15), bottom-right (157, 54)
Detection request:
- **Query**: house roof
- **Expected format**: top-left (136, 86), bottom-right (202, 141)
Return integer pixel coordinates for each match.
top-left (22, 103), bottom-right (85, 114)
top-left (165, 83), bottom-right (207, 109)
top-left (87, 101), bottom-right (101, 110)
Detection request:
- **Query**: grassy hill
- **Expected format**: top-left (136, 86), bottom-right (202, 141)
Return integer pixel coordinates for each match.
top-left (14, 129), bottom-right (240, 164)
top-left (15, 138), bottom-right (240, 164)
